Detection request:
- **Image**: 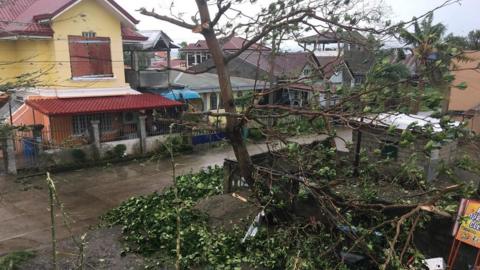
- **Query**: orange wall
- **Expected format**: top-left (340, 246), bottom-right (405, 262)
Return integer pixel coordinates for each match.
top-left (12, 105), bottom-right (50, 128)
top-left (49, 116), bottom-right (74, 145)
top-left (449, 51), bottom-right (480, 111)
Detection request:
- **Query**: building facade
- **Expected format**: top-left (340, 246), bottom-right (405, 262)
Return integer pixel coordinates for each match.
top-left (0, 0), bottom-right (182, 146)
top-left (180, 36), bottom-right (271, 68)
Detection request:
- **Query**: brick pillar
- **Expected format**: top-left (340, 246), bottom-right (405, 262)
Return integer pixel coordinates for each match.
top-left (3, 136), bottom-right (17, 175)
top-left (138, 115), bottom-right (147, 154)
top-left (90, 120), bottom-right (101, 159)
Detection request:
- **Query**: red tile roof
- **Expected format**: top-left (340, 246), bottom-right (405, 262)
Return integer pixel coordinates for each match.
top-left (121, 27), bottom-right (148, 41)
top-left (0, 0), bottom-right (145, 39)
top-left (26, 94), bottom-right (182, 116)
top-left (182, 36), bottom-right (271, 52)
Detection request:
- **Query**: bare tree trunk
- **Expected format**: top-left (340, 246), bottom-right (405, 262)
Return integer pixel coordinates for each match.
top-left (195, 0), bottom-right (255, 186)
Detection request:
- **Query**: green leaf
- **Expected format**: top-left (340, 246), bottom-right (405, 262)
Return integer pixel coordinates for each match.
top-left (424, 140), bottom-right (434, 151)
top-left (454, 81), bottom-right (468, 90)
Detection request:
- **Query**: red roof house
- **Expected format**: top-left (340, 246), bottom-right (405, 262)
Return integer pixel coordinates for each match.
top-left (0, 0), bottom-right (147, 40)
top-left (0, 0), bottom-right (183, 148)
top-left (180, 36), bottom-right (271, 68)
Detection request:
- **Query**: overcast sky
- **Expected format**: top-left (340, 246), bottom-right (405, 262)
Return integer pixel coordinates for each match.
top-left (117, 0), bottom-right (479, 44)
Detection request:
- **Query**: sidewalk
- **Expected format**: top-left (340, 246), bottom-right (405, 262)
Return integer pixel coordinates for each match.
top-left (0, 129), bottom-right (351, 254)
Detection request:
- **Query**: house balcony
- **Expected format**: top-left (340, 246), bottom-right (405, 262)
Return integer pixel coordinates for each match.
top-left (314, 49), bottom-right (344, 57)
top-left (125, 69), bottom-right (170, 89)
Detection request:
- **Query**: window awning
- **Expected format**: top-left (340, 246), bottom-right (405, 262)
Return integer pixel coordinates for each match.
top-left (25, 94), bottom-right (182, 116)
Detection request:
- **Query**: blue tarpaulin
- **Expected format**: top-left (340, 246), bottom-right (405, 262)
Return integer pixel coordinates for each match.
top-left (160, 89), bottom-right (201, 101)
top-left (192, 132), bottom-right (226, 145)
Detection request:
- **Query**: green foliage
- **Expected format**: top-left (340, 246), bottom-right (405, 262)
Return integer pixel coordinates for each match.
top-left (454, 81), bottom-right (468, 90)
top-left (156, 136), bottom-right (193, 158)
top-left (247, 128), bottom-right (265, 141)
top-left (234, 91), bottom-right (254, 107)
top-left (104, 144), bottom-right (127, 160)
top-left (104, 166), bottom-right (348, 269)
top-left (103, 167), bottom-right (223, 265)
top-left (0, 251), bottom-right (35, 270)
top-left (422, 87), bottom-right (443, 110)
top-left (394, 154), bottom-right (426, 190)
top-left (70, 149), bottom-right (87, 164)
top-left (178, 41), bottom-right (188, 60)
top-left (445, 29), bottom-right (480, 50)
top-left (277, 117), bottom-right (325, 135)
top-left (468, 29), bottom-right (480, 50)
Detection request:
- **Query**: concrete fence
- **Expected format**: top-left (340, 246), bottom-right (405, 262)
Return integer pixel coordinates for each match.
top-left (0, 116), bottom-right (177, 175)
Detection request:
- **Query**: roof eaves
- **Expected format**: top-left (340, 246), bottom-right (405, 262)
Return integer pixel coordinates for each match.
top-left (48, 0), bottom-right (140, 26)
top-left (0, 30), bottom-right (54, 39)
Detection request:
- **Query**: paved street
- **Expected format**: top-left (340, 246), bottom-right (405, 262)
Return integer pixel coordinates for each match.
top-left (0, 129), bottom-right (351, 255)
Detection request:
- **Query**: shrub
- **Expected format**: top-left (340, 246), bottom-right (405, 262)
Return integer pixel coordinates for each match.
top-left (102, 166), bottom-right (347, 270)
top-left (0, 251), bottom-right (35, 270)
top-left (103, 166), bottom-right (223, 266)
top-left (156, 136), bottom-right (193, 157)
top-left (70, 148), bottom-right (87, 163)
top-left (105, 144), bottom-right (127, 160)
top-left (248, 128), bottom-right (265, 141)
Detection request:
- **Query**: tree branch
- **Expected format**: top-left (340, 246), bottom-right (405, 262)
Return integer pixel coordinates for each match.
top-left (138, 8), bottom-right (196, 30)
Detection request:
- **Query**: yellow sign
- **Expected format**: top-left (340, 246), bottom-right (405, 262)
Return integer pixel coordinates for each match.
top-left (456, 200), bottom-right (480, 248)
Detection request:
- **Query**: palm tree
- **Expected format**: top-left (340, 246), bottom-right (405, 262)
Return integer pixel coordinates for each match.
top-left (400, 12), bottom-right (452, 113)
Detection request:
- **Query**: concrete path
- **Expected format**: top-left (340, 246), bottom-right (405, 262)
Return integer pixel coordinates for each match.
top-left (0, 129), bottom-right (351, 254)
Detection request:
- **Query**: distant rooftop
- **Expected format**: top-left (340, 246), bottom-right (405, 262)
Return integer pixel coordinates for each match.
top-left (135, 30), bottom-right (179, 50)
top-left (235, 51), bottom-right (316, 78)
top-left (299, 31), bottom-right (367, 44)
top-left (169, 70), bottom-right (269, 93)
top-left (181, 36), bottom-right (271, 52)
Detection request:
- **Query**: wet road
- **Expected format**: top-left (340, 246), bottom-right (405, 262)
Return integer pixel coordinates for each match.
top-left (0, 129), bottom-right (351, 254)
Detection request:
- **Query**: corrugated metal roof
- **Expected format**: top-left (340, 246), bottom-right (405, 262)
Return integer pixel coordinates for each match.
top-left (170, 71), bottom-right (269, 92)
top-left (136, 30), bottom-right (178, 50)
top-left (357, 113), bottom-right (459, 133)
top-left (25, 94), bottom-right (182, 116)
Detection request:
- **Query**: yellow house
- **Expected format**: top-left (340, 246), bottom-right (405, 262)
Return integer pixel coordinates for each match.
top-left (0, 0), bottom-right (182, 145)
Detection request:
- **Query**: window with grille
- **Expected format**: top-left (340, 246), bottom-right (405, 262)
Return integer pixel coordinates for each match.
top-left (381, 141), bottom-right (399, 160)
top-left (73, 114), bottom-right (113, 135)
top-left (187, 54), bottom-right (195, 66)
top-left (123, 111), bottom-right (138, 124)
top-left (302, 66), bottom-right (312, 77)
top-left (68, 35), bottom-right (113, 78)
top-left (210, 93), bottom-right (218, 110)
top-left (82, 31), bottom-right (96, 38)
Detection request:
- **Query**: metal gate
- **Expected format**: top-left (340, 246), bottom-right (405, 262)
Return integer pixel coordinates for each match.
top-left (13, 130), bottom-right (41, 169)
